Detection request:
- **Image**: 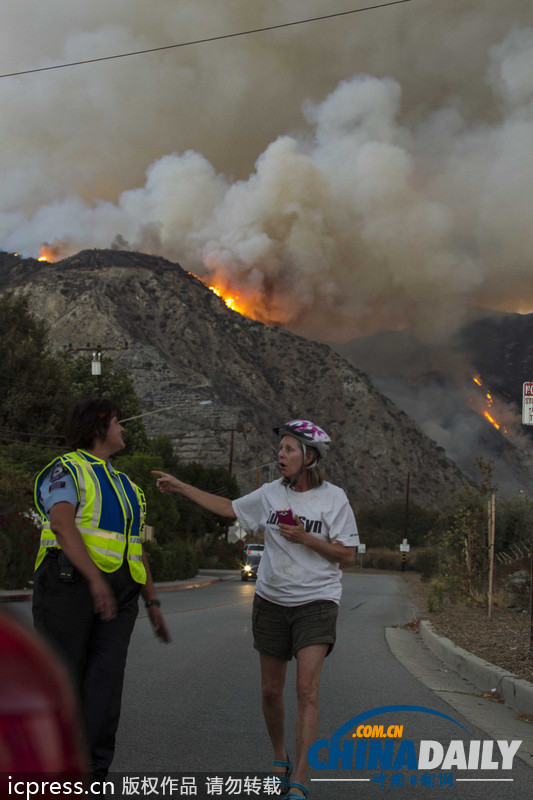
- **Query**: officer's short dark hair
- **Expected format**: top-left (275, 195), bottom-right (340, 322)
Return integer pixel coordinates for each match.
top-left (65, 398), bottom-right (123, 450)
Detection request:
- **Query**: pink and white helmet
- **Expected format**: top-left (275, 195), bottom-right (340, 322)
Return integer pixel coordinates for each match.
top-left (274, 419), bottom-right (331, 460)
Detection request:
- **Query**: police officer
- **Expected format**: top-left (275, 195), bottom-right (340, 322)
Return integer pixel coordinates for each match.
top-left (33, 398), bottom-right (170, 778)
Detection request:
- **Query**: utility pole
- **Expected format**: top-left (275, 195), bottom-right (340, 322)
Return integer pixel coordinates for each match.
top-left (213, 426), bottom-right (250, 542)
top-left (404, 471), bottom-right (410, 541)
top-left (91, 351), bottom-right (102, 398)
top-left (214, 426), bottom-right (250, 475)
top-left (487, 494), bottom-right (496, 620)
top-left (64, 342), bottom-right (129, 396)
top-left (520, 382), bottom-right (533, 654)
top-left (229, 429), bottom-right (235, 476)
top-left (401, 472), bottom-right (411, 572)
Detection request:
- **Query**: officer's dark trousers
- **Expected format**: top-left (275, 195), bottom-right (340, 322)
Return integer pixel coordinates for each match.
top-left (32, 555), bottom-right (140, 778)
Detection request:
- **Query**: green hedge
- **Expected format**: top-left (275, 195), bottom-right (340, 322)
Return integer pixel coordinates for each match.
top-left (351, 546), bottom-right (440, 578)
top-left (0, 514), bottom-right (199, 589)
top-left (143, 539), bottom-right (198, 582)
top-left (0, 513), bottom-right (40, 589)
top-left (197, 538), bottom-right (242, 570)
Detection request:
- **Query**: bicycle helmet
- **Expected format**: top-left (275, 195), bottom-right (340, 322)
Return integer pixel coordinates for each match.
top-left (274, 419), bottom-right (331, 460)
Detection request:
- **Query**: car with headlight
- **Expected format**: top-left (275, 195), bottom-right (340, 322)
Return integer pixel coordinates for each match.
top-left (241, 553), bottom-right (262, 581)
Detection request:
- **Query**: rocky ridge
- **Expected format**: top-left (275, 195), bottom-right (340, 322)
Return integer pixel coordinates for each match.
top-left (0, 249), bottom-right (468, 507)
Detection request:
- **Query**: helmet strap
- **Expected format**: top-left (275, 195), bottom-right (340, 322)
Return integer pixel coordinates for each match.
top-left (287, 442), bottom-right (316, 489)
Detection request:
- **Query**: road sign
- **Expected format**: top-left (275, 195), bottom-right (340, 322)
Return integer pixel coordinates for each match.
top-left (400, 543), bottom-right (410, 552)
top-left (358, 544), bottom-right (366, 553)
top-left (523, 383), bottom-right (533, 425)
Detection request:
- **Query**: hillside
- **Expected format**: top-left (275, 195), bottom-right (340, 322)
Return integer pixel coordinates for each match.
top-left (334, 312), bottom-right (533, 496)
top-left (0, 249), bottom-right (468, 508)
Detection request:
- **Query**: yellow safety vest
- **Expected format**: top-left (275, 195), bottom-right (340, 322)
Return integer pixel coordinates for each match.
top-left (34, 450), bottom-right (147, 584)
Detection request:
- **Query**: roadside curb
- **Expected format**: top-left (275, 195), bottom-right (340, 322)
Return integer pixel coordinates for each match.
top-left (0, 591), bottom-right (32, 603)
top-left (156, 578), bottom-right (224, 593)
top-left (419, 619), bottom-right (533, 716)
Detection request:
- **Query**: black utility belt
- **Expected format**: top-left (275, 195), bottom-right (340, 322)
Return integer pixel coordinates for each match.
top-left (46, 547), bottom-right (129, 580)
top-left (59, 556), bottom-right (76, 582)
top-left (46, 548), bottom-right (76, 582)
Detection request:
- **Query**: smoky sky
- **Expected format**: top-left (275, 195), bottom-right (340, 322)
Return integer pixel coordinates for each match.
top-left (1, 0), bottom-right (533, 341)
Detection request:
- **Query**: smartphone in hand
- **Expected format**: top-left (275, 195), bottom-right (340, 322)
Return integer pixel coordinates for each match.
top-left (277, 508), bottom-right (297, 526)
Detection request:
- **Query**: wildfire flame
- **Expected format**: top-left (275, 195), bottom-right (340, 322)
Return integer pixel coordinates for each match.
top-left (37, 241), bottom-right (69, 263)
top-left (484, 411), bottom-right (500, 430)
top-left (472, 376), bottom-right (507, 433)
top-left (188, 270), bottom-right (256, 318)
top-left (188, 261), bottom-right (296, 324)
top-left (38, 245), bottom-right (57, 262)
top-left (208, 284), bottom-right (241, 313)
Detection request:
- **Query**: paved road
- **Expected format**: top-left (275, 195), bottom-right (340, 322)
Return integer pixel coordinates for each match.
top-left (9, 573), bottom-right (533, 798)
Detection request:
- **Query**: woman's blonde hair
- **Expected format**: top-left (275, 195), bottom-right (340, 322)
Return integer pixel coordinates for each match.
top-left (306, 463), bottom-right (325, 489)
top-left (304, 445), bottom-right (324, 488)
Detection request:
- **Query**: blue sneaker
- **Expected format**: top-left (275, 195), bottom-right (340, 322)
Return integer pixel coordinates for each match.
top-left (285, 782), bottom-right (309, 799)
top-left (272, 751), bottom-right (292, 794)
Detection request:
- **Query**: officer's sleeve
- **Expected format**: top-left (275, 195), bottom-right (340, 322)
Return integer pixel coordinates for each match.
top-left (39, 461), bottom-right (79, 515)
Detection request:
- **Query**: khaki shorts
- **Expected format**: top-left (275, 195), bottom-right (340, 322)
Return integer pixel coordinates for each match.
top-left (252, 593), bottom-right (338, 661)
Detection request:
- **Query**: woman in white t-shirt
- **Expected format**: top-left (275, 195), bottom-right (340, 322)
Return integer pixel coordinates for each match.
top-left (153, 420), bottom-right (358, 800)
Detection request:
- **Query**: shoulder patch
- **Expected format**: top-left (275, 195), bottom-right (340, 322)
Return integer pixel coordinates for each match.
top-left (49, 480), bottom-right (67, 493)
top-left (50, 463), bottom-right (69, 482)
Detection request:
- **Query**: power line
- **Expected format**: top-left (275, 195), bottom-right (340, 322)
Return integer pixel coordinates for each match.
top-left (0, 433), bottom-right (63, 449)
top-left (0, 1), bottom-right (413, 79)
top-left (0, 427), bottom-right (65, 441)
top-left (235, 462), bottom-right (277, 476)
top-left (120, 400), bottom-right (213, 423)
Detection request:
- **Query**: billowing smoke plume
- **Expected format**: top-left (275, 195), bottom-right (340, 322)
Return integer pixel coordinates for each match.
top-left (1, 1), bottom-right (533, 341)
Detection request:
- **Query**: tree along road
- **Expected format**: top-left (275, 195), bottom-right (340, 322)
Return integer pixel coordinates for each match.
top-left (10, 573), bottom-right (533, 797)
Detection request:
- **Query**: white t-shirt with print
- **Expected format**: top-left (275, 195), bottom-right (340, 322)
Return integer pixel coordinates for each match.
top-left (233, 479), bottom-right (359, 606)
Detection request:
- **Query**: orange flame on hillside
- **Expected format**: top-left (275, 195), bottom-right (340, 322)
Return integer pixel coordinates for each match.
top-left (484, 411), bottom-right (500, 430)
top-left (472, 376), bottom-right (507, 433)
top-left (189, 270), bottom-right (262, 319)
top-left (38, 244), bottom-right (58, 263)
top-left (208, 283), bottom-right (242, 313)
